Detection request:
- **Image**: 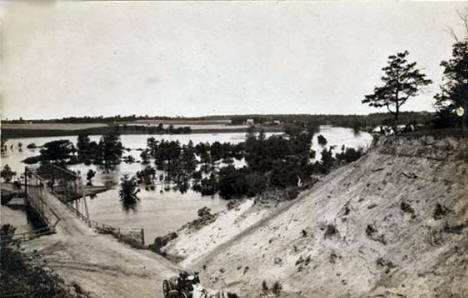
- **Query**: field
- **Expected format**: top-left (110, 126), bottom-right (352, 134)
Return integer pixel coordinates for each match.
top-left (1, 120), bottom-right (282, 139)
top-left (132, 119), bottom-right (232, 125)
top-left (2, 123), bottom-right (109, 130)
top-left (123, 123), bottom-right (249, 130)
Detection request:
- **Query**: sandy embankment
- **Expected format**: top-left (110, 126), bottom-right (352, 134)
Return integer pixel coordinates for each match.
top-left (163, 136), bottom-right (468, 297)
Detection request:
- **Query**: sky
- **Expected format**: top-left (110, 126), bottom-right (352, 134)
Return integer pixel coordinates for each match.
top-left (1, 1), bottom-right (468, 120)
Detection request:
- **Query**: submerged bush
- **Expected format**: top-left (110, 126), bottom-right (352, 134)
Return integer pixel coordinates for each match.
top-left (119, 175), bottom-right (140, 211)
top-left (317, 134), bottom-right (328, 146)
top-left (335, 147), bottom-right (364, 163)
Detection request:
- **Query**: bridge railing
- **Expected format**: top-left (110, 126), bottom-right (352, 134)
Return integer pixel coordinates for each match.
top-left (23, 166), bottom-right (145, 247)
top-left (64, 198), bottom-right (146, 247)
top-left (25, 168), bottom-right (62, 229)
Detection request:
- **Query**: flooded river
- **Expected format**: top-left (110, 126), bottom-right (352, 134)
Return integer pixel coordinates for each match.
top-left (1, 127), bottom-right (372, 242)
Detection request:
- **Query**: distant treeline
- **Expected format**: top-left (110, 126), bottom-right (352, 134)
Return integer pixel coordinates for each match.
top-left (4, 112), bottom-right (434, 129)
top-left (230, 112), bottom-right (434, 129)
top-left (118, 124), bottom-right (191, 134)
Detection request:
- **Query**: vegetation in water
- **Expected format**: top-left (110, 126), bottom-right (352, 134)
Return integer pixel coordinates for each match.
top-left (1, 164), bottom-right (17, 183)
top-left (119, 175), bottom-right (140, 211)
top-left (86, 169), bottom-right (96, 186)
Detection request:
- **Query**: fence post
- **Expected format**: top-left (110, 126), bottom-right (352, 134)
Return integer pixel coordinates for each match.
top-left (75, 200), bottom-right (80, 216)
top-left (141, 228), bottom-right (145, 246)
top-left (83, 197), bottom-right (91, 228)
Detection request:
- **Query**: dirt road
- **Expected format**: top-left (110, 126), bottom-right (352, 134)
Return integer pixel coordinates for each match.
top-left (22, 186), bottom-right (180, 298)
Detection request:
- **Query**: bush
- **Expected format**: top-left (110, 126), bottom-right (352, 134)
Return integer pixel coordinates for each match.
top-left (335, 147), bottom-right (363, 163)
top-left (23, 156), bottom-right (42, 164)
top-left (0, 233), bottom-right (71, 297)
top-left (272, 281), bottom-right (282, 295)
top-left (198, 173), bottom-right (217, 196)
top-left (400, 201), bottom-right (415, 215)
top-left (245, 172), bottom-right (267, 196)
top-left (1, 165), bottom-right (16, 183)
top-left (217, 166), bottom-right (248, 198)
top-left (324, 224), bottom-right (338, 239)
top-left (197, 207), bottom-right (213, 219)
top-left (270, 161), bottom-right (299, 188)
top-left (119, 175), bottom-right (140, 210)
top-left (433, 203), bottom-right (449, 220)
top-left (317, 134), bottom-right (328, 146)
top-left (262, 280), bottom-right (269, 291)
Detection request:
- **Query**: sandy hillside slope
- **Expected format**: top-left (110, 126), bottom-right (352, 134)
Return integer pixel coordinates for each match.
top-left (164, 136), bottom-right (468, 297)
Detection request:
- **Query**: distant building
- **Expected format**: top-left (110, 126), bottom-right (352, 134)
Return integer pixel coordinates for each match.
top-left (245, 119), bottom-right (255, 126)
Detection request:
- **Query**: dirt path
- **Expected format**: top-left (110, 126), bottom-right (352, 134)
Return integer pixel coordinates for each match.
top-left (22, 186), bottom-right (180, 298)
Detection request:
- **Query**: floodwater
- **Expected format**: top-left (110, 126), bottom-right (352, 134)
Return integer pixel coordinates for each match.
top-left (0, 127), bottom-right (372, 242)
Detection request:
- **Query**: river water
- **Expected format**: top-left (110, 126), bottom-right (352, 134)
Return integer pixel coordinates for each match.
top-left (1, 127), bottom-right (372, 242)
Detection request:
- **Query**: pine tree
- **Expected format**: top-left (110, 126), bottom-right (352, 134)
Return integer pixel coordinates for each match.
top-left (363, 51), bottom-right (432, 121)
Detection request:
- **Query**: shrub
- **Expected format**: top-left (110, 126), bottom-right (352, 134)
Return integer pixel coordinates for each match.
top-left (119, 175), bottom-right (140, 210)
top-left (217, 166), bottom-right (248, 198)
top-left (0, 165), bottom-right (16, 183)
top-left (23, 155), bottom-right (42, 164)
top-left (197, 207), bottom-right (212, 219)
top-left (324, 224), bottom-right (338, 239)
top-left (272, 281), bottom-right (282, 295)
top-left (317, 134), bottom-right (327, 146)
top-left (86, 169), bottom-right (96, 185)
top-left (245, 172), bottom-right (267, 196)
top-left (400, 201), bottom-right (415, 215)
top-left (433, 203), bottom-right (449, 220)
top-left (335, 147), bottom-right (363, 163)
top-left (0, 232), bottom-right (71, 297)
top-left (199, 173), bottom-right (217, 196)
top-left (262, 280), bottom-right (269, 291)
top-left (366, 224), bottom-right (377, 236)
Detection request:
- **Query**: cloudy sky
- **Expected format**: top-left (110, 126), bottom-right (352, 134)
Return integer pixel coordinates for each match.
top-left (1, 1), bottom-right (468, 120)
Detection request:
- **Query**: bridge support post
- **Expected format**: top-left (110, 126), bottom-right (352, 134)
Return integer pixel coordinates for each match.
top-left (79, 177), bottom-right (92, 227)
top-left (75, 200), bottom-right (80, 216)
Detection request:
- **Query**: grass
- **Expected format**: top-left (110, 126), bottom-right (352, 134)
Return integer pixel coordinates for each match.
top-left (0, 243), bottom-right (74, 297)
top-left (2, 123), bottom-right (283, 139)
top-left (2, 123), bottom-right (109, 130)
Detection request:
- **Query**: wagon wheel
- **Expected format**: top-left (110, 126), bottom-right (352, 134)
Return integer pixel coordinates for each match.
top-left (163, 280), bottom-right (171, 297)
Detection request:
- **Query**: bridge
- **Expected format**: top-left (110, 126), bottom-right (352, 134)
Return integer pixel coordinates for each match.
top-left (10, 165), bottom-right (144, 244)
top-left (3, 164), bottom-right (180, 297)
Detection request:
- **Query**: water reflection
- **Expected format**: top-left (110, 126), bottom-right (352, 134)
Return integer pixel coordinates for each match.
top-left (1, 128), bottom-right (372, 241)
